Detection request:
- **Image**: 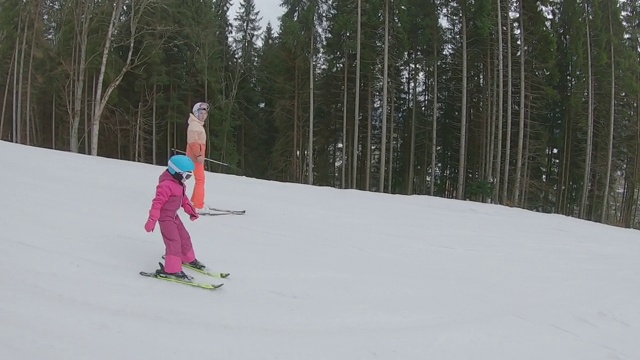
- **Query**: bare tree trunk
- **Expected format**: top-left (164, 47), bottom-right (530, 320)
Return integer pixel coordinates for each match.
top-left (52, 94), bottom-right (56, 149)
top-left (422, 63), bottom-right (429, 195)
top-left (581, 3), bottom-right (594, 219)
top-left (91, 0), bottom-right (124, 155)
top-left (366, 78), bottom-right (372, 191)
top-left (559, 109), bottom-right (572, 214)
top-left (70, 1), bottom-right (90, 152)
top-left (172, 116), bottom-right (176, 158)
top-left (203, 41), bottom-right (211, 163)
top-left (602, 3), bottom-right (615, 223)
top-left (503, 7), bottom-right (512, 203)
top-left (135, 96), bottom-right (142, 161)
top-left (482, 50), bottom-right (490, 183)
top-left (514, 0), bottom-right (525, 205)
top-left (523, 94), bottom-right (532, 207)
top-left (166, 83), bottom-right (173, 162)
top-left (380, 0), bottom-right (389, 193)
top-left (12, 19), bottom-right (20, 143)
top-left (342, 60), bottom-right (348, 189)
top-left (332, 126), bottom-right (338, 188)
top-left (408, 53), bottom-right (417, 195)
top-left (457, 7), bottom-right (468, 200)
top-left (294, 62), bottom-right (298, 182)
top-left (17, 15), bottom-right (30, 144)
top-left (152, 83), bottom-right (157, 165)
top-left (431, 12), bottom-right (438, 196)
top-left (431, 86), bottom-right (437, 195)
top-left (489, 47), bottom-right (498, 196)
top-left (91, 0), bottom-right (148, 156)
top-left (116, 115), bottom-right (121, 159)
top-left (84, 74), bottom-right (89, 153)
top-left (66, 30), bottom-right (76, 148)
top-left (388, 88), bottom-right (395, 194)
top-left (352, 0), bottom-right (362, 189)
top-left (26, 3), bottom-right (40, 146)
top-left (0, 43), bottom-right (15, 140)
top-left (625, 91), bottom-right (640, 226)
top-left (633, 187), bottom-right (639, 227)
top-left (632, 128), bottom-right (640, 224)
top-left (309, 24), bottom-right (315, 185)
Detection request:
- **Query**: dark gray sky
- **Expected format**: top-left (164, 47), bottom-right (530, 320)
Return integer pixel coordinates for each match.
top-left (230, 0), bottom-right (283, 32)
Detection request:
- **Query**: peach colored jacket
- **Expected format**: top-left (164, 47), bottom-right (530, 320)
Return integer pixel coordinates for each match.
top-left (186, 113), bottom-right (206, 164)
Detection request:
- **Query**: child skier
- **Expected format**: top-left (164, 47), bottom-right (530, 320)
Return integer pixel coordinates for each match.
top-left (144, 155), bottom-right (207, 280)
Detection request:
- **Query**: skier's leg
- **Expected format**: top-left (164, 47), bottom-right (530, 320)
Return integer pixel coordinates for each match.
top-left (159, 220), bottom-right (183, 273)
top-left (176, 216), bottom-right (196, 264)
top-left (191, 162), bottom-right (206, 209)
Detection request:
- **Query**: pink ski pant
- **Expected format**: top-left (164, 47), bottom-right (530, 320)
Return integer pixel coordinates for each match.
top-left (159, 216), bottom-right (196, 273)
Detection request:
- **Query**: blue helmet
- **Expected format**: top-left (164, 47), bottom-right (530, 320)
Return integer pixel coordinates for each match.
top-left (167, 155), bottom-right (195, 182)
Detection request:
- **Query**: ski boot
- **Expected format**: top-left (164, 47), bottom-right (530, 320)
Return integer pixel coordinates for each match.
top-left (187, 259), bottom-right (206, 270)
top-left (155, 262), bottom-right (193, 281)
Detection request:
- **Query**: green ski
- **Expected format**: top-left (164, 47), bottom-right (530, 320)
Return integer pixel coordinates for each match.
top-left (161, 255), bottom-right (230, 279)
top-left (183, 263), bottom-right (230, 279)
top-left (139, 270), bottom-right (223, 290)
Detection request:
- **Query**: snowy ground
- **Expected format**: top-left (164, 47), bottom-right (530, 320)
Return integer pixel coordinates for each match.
top-left (0, 140), bottom-right (639, 360)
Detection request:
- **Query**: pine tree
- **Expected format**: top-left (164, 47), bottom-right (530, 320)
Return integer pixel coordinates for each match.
top-left (233, 0), bottom-right (262, 176)
top-left (256, 23), bottom-right (280, 179)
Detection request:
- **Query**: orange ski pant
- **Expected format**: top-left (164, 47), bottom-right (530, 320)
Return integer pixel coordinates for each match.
top-left (191, 162), bottom-right (206, 209)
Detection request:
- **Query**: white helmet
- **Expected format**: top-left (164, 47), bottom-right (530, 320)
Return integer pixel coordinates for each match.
top-left (192, 102), bottom-right (210, 116)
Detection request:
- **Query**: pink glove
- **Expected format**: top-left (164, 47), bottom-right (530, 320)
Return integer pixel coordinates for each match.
top-left (144, 218), bottom-right (156, 232)
top-left (184, 201), bottom-right (199, 221)
top-left (187, 207), bottom-right (199, 221)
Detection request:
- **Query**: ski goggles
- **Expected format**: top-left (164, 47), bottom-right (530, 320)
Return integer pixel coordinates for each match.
top-left (182, 172), bottom-right (194, 181)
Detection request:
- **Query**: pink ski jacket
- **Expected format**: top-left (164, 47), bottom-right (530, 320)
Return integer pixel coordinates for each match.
top-left (148, 171), bottom-right (196, 222)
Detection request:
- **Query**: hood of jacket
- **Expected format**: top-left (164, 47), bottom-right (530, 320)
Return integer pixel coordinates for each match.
top-left (188, 113), bottom-right (205, 127)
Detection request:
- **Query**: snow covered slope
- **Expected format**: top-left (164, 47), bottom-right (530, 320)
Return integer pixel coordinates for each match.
top-left (1, 141), bottom-right (639, 360)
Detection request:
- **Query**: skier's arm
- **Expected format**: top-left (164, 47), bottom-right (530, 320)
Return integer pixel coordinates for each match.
top-left (148, 182), bottom-right (171, 221)
top-left (181, 194), bottom-right (195, 213)
top-left (181, 195), bottom-right (198, 220)
top-left (186, 130), bottom-right (204, 163)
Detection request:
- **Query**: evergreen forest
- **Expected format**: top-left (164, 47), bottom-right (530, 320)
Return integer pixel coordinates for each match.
top-left (2, 0), bottom-right (640, 227)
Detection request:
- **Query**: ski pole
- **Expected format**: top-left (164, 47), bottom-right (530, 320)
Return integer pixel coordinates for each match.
top-left (170, 148), bottom-right (243, 173)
